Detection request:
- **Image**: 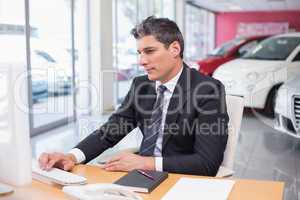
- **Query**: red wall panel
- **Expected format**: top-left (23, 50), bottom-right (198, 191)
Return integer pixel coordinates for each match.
top-left (216, 11), bottom-right (300, 46)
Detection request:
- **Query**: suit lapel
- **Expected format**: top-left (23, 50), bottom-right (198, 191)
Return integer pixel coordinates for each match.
top-left (162, 64), bottom-right (191, 148)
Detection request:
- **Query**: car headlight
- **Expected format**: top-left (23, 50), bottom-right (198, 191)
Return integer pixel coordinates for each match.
top-left (246, 71), bottom-right (267, 82)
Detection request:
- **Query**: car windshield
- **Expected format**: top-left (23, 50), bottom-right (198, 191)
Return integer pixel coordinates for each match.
top-left (35, 50), bottom-right (56, 63)
top-left (208, 38), bottom-right (246, 56)
top-left (242, 37), bottom-right (300, 60)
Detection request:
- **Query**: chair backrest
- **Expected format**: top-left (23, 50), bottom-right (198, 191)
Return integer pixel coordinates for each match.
top-left (221, 95), bottom-right (244, 170)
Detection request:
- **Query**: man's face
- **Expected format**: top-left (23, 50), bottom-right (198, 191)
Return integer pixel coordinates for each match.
top-left (137, 35), bottom-right (179, 83)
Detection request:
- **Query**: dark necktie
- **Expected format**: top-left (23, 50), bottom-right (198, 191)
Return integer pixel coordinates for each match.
top-left (139, 85), bottom-right (167, 156)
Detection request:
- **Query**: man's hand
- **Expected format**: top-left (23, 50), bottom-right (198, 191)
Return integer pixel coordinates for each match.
top-left (102, 152), bottom-right (155, 172)
top-left (38, 152), bottom-right (77, 171)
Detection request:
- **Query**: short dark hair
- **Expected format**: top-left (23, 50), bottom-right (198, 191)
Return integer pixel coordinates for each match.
top-left (131, 16), bottom-right (184, 58)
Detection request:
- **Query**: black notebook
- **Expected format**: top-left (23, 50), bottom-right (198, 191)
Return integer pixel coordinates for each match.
top-left (114, 170), bottom-right (168, 193)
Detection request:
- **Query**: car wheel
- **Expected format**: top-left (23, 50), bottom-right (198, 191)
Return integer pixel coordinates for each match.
top-left (263, 86), bottom-right (279, 118)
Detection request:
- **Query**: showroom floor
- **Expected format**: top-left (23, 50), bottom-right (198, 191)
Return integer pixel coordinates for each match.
top-left (233, 110), bottom-right (300, 200)
top-left (31, 110), bottom-right (300, 200)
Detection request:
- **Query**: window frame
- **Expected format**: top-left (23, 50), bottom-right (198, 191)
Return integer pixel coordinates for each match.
top-left (184, 2), bottom-right (216, 61)
top-left (113, 0), bottom-right (176, 105)
top-left (25, 0), bottom-right (80, 136)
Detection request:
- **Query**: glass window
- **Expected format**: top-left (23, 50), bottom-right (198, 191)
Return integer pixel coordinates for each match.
top-left (237, 40), bottom-right (259, 57)
top-left (138, 0), bottom-right (149, 21)
top-left (242, 37), bottom-right (300, 61)
top-left (114, 0), bottom-right (175, 104)
top-left (29, 0), bottom-right (74, 129)
top-left (114, 0), bottom-right (138, 104)
top-left (161, 0), bottom-right (175, 19)
top-left (153, 0), bottom-right (163, 17)
top-left (185, 4), bottom-right (215, 62)
top-left (209, 38), bottom-right (246, 56)
top-left (152, 0), bottom-right (175, 19)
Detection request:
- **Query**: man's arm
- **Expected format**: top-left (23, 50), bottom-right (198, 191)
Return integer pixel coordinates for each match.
top-left (163, 81), bottom-right (229, 176)
top-left (74, 78), bottom-right (138, 163)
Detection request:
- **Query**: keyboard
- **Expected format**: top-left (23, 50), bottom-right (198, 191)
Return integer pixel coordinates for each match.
top-left (32, 161), bottom-right (87, 186)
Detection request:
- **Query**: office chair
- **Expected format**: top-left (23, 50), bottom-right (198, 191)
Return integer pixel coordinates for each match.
top-left (216, 95), bottom-right (244, 177)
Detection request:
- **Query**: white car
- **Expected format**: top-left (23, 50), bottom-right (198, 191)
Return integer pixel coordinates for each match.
top-left (274, 76), bottom-right (300, 138)
top-left (213, 33), bottom-right (300, 116)
top-left (32, 48), bottom-right (72, 96)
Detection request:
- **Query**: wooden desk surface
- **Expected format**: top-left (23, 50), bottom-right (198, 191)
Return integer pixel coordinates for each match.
top-left (2, 165), bottom-right (284, 200)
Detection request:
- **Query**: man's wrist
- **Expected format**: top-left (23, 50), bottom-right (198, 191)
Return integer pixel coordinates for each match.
top-left (66, 153), bottom-right (77, 164)
top-left (143, 157), bottom-right (155, 170)
top-left (68, 148), bottom-right (86, 164)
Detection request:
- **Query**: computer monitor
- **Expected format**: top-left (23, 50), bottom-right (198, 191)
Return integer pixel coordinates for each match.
top-left (0, 63), bottom-right (32, 186)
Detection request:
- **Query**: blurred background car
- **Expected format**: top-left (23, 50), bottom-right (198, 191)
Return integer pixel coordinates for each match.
top-left (274, 76), bottom-right (300, 138)
top-left (31, 76), bottom-right (48, 103)
top-left (0, 36), bottom-right (48, 103)
top-left (1, 35), bottom-right (73, 102)
top-left (213, 32), bottom-right (300, 117)
top-left (31, 48), bottom-right (72, 97)
top-left (198, 35), bottom-right (269, 76)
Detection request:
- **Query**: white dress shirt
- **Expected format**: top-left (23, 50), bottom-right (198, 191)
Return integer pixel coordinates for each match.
top-left (152, 66), bottom-right (183, 170)
top-left (69, 66), bottom-right (184, 171)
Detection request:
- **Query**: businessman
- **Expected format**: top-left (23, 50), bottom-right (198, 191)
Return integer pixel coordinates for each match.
top-left (39, 16), bottom-right (229, 176)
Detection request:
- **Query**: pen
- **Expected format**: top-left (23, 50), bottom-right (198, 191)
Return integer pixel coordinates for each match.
top-left (137, 169), bottom-right (155, 180)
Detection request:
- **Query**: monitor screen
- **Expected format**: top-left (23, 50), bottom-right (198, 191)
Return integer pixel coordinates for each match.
top-left (0, 63), bottom-right (32, 186)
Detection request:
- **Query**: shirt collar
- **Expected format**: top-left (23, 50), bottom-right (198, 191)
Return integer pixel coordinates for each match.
top-left (155, 65), bottom-right (183, 94)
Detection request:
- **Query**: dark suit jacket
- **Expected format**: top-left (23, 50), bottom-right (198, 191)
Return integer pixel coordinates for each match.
top-left (75, 63), bottom-right (229, 176)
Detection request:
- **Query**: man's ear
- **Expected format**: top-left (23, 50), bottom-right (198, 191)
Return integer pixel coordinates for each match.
top-left (169, 41), bottom-right (181, 58)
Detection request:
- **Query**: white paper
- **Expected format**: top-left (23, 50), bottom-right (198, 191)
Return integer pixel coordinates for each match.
top-left (162, 178), bottom-right (235, 200)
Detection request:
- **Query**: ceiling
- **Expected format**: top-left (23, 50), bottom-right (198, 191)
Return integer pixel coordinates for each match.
top-left (189, 0), bottom-right (300, 12)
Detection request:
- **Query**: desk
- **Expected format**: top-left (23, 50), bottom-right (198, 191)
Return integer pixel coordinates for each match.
top-left (3, 165), bottom-right (284, 200)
